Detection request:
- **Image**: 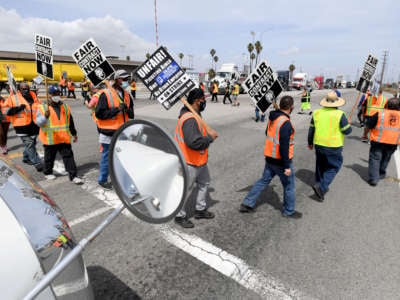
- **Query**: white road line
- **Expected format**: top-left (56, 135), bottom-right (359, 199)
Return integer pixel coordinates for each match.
top-left (76, 174), bottom-right (311, 299)
top-left (68, 206), bottom-right (113, 227)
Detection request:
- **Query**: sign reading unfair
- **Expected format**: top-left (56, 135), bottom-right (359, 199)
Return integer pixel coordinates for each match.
top-left (35, 34), bottom-right (53, 79)
top-left (135, 46), bottom-right (196, 110)
top-left (356, 54), bottom-right (378, 93)
top-left (72, 38), bottom-right (115, 86)
top-left (243, 60), bottom-right (283, 112)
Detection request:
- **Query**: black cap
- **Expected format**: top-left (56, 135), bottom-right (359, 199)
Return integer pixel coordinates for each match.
top-left (187, 88), bottom-right (204, 104)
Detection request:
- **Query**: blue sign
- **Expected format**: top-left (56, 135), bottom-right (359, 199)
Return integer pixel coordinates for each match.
top-left (155, 61), bottom-right (180, 86)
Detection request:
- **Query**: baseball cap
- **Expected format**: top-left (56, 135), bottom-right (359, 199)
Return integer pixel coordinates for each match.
top-left (48, 85), bottom-right (61, 95)
top-left (114, 69), bottom-right (130, 80)
top-left (187, 88), bottom-right (205, 104)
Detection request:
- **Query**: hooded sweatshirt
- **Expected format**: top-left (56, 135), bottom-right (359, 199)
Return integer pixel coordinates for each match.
top-left (265, 110), bottom-right (293, 169)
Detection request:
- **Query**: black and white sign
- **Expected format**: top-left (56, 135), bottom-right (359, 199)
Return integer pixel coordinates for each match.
top-left (6, 66), bottom-right (17, 94)
top-left (72, 38), bottom-right (115, 86)
top-left (356, 54), bottom-right (378, 93)
top-left (35, 34), bottom-right (53, 79)
top-left (135, 46), bottom-right (196, 110)
top-left (242, 60), bottom-right (283, 112)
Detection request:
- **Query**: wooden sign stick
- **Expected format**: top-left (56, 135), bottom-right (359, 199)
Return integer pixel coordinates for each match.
top-left (348, 91), bottom-right (361, 123)
top-left (179, 97), bottom-right (214, 135)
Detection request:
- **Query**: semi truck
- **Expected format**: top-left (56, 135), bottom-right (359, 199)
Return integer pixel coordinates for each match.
top-left (291, 72), bottom-right (308, 90)
top-left (212, 63), bottom-right (240, 94)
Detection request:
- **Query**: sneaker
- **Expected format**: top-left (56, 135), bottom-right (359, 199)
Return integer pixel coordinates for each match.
top-left (45, 174), bottom-right (56, 180)
top-left (255, 117), bottom-right (259, 122)
top-left (282, 211), bottom-right (303, 219)
top-left (56, 170), bottom-right (69, 176)
top-left (0, 146), bottom-right (7, 155)
top-left (308, 111), bottom-right (313, 115)
top-left (72, 177), bottom-right (84, 185)
top-left (99, 181), bottom-right (113, 190)
top-left (312, 184), bottom-right (324, 201)
top-left (174, 216), bottom-right (194, 228)
top-left (361, 136), bottom-right (368, 143)
top-left (194, 209), bottom-right (215, 219)
top-left (22, 159), bottom-right (35, 165)
top-left (34, 163), bottom-right (43, 172)
top-left (239, 204), bottom-right (255, 213)
top-left (368, 180), bottom-right (377, 186)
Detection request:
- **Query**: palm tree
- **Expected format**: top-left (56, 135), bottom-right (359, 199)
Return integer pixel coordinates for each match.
top-left (145, 52), bottom-right (151, 59)
top-left (254, 41), bottom-right (263, 67)
top-left (250, 53), bottom-right (256, 71)
top-left (213, 56), bottom-right (219, 71)
top-left (247, 43), bottom-right (254, 72)
top-left (178, 53), bottom-right (184, 66)
top-left (210, 49), bottom-right (216, 69)
top-left (289, 64), bottom-right (296, 86)
top-left (208, 68), bottom-right (216, 79)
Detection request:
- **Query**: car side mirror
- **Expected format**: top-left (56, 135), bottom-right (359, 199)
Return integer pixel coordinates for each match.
top-left (109, 119), bottom-right (188, 223)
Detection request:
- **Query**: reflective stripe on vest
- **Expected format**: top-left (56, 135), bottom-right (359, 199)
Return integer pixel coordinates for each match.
top-left (264, 115), bottom-right (295, 159)
top-left (174, 112), bottom-right (208, 166)
top-left (232, 84), bottom-right (239, 95)
top-left (366, 95), bottom-right (386, 116)
top-left (213, 84), bottom-right (218, 93)
top-left (302, 91), bottom-right (310, 103)
top-left (96, 88), bottom-right (130, 131)
top-left (38, 104), bottom-right (71, 145)
top-left (370, 109), bottom-right (400, 145)
top-left (313, 108), bottom-right (345, 147)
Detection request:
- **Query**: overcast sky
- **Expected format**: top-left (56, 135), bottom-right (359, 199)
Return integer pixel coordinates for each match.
top-left (0, 1), bottom-right (399, 81)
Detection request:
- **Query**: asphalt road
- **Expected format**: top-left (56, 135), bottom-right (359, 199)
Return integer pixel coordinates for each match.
top-left (5, 89), bottom-right (400, 299)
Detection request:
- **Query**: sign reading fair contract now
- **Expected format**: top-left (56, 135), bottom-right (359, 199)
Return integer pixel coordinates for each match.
top-left (136, 46), bottom-right (195, 110)
top-left (35, 34), bottom-right (53, 79)
top-left (356, 54), bottom-right (378, 93)
top-left (72, 38), bottom-right (115, 86)
top-left (243, 60), bottom-right (283, 112)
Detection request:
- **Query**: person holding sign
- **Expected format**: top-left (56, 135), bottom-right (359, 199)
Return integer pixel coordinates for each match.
top-left (361, 88), bottom-right (387, 143)
top-left (239, 96), bottom-right (302, 219)
top-left (366, 97), bottom-right (400, 186)
top-left (308, 92), bottom-right (352, 201)
top-left (35, 85), bottom-right (83, 184)
top-left (0, 95), bottom-right (10, 154)
top-left (95, 70), bottom-right (134, 190)
top-left (5, 83), bottom-right (43, 171)
top-left (174, 88), bottom-right (218, 228)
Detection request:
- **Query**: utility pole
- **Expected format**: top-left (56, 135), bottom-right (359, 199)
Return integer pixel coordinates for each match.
top-left (154, 0), bottom-right (159, 47)
top-left (379, 50), bottom-right (388, 85)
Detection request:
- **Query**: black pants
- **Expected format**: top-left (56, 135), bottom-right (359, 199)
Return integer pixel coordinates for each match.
top-left (67, 90), bottom-right (76, 98)
top-left (131, 90), bottom-right (136, 98)
top-left (223, 94), bottom-right (232, 104)
top-left (44, 143), bottom-right (77, 180)
top-left (211, 93), bottom-right (218, 102)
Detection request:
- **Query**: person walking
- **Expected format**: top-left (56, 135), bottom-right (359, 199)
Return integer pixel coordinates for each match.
top-left (211, 81), bottom-right (218, 102)
top-left (299, 86), bottom-right (311, 114)
top-left (5, 83), bottom-right (42, 170)
top-left (222, 81), bottom-right (232, 104)
top-left (254, 107), bottom-right (265, 122)
top-left (95, 70), bottom-right (134, 189)
top-left (231, 82), bottom-right (240, 106)
top-left (35, 85), bottom-right (83, 184)
top-left (239, 96), bottom-right (302, 218)
top-left (366, 97), bottom-right (400, 186)
top-left (130, 79), bottom-right (137, 99)
top-left (0, 95), bottom-right (10, 154)
top-left (59, 75), bottom-right (67, 96)
top-left (361, 88), bottom-right (387, 142)
top-left (174, 88), bottom-right (218, 228)
top-left (308, 91), bottom-right (352, 201)
top-left (81, 78), bottom-right (90, 102)
top-left (67, 78), bottom-right (76, 99)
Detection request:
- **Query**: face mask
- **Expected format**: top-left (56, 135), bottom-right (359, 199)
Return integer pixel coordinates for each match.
top-left (21, 90), bottom-right (30, 97)
top-left (121, 81), bottom-right (129, 89)
top-left (199, 101), bottom-right (206, 112)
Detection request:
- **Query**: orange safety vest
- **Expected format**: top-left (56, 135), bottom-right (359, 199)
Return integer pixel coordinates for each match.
top-left (212, 83), bottom-right (218, 94)
top-left (370, 109), bottom-right (400, 145)
top-left (6, 91), bottom-right (39, 127)
top-left (96, 88), bottom-right (130, 131)
top-left (365, 94), bottom-right (387, 117)
top-left (264, 115), bottom-right (295, 159)
top-left (130, 81), bottom-right (136, 91)
top-left (0, 99), bottom-right (10, 123)
top-left (38, 103), bottom-right (71, 145)
top-left (174, 112), bottom-right (208, 166)
top-left (200, 84), bottom-right (205, 92)
top-left (59, 76), bottom-right (66, 86)
top-left (67, 81), bottom-right (75, 91)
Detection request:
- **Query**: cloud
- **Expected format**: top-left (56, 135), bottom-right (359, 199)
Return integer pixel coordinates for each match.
top-left (0, 7), bottom-right (154, 61)
top-left (279, 46), bottom-right (299, 56)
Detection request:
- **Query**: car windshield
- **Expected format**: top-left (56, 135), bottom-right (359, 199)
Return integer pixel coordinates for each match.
top-left (293, 78), bottom-right (303, 82)
top-left (216, 72), bottom-right (229, 78)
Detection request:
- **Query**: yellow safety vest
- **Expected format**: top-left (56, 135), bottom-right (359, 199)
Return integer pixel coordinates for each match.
top-left (312, 108), bottom-right (348, 147)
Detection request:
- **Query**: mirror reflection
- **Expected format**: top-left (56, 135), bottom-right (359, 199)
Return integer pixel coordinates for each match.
top-left (110, 120), bottom-right (187, 223)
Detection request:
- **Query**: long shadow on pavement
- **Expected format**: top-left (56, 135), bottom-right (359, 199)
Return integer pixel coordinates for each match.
top-left (295, 169), bottom-right (315, 187)
top-left (87, 266), bottom-right (141, 299)
top-left (235, 183), bottom-right (281, 211)
top-left (344, 163), bottom-right (369, 182)
top-left (182, 186), bottom-right (219, 219)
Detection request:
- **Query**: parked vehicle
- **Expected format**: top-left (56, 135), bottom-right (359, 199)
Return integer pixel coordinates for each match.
top-left (291, 73), bottom-right (308, 90)
top-left (324, 78), bottom-right (334, 89)
top-left (277, 70), bottom-right (290, 91)
top-left (313, 76), bottom-right (324, 89)
top-left (212, 63), bottom-right (240, 94)
top-left (2, 119), bottom-right (189, 300)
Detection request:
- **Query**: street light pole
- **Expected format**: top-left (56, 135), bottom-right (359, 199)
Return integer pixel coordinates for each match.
top-left (154, 0), bottom-right (159, 47)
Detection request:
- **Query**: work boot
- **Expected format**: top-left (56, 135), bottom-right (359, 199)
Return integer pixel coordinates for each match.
top-left (34, 163), bottom-right (43, 172)
top-left (239, 204), bottom-right (255, 213)
top-left (174, 216), bottom-right (194, 228)
top-left (194, 209), bottom-right (215, 219)
top-left (312, 184), bottom-right (324, 201)
top-left (99, 181), bottom-right (113, 190)
top-left (282, 211), bottom-right (303, 219)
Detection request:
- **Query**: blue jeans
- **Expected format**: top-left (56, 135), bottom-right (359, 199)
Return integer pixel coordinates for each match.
top-left (368, 142), bottom-right (397, 183)
top-left (242, 162), bottom-right (296, 215)
top-left (98, 143), bottom-right (110, 183)
top-left (314, 145), bottom-right (343, 193)
top-left (255, 107), bottom-right (265, 121)
top-left (21, 135), bottom-right (41, 165)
